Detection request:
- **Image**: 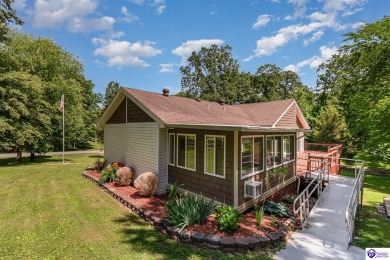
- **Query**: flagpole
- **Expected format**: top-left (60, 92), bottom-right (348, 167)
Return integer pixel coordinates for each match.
top-left (62, 95), bottom-right (65, 164)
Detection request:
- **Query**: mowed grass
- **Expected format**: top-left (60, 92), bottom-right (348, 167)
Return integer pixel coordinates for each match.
top-left (0, 154), bottom-right (271, 260)
top-left (340, 169), bottom-right (390, 248)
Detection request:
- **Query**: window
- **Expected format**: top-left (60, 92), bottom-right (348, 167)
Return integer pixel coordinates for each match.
top-left (205, 135), bottom-right (225, 177)
top-left (177, 134), bottom-right (196, 170)
top-left (168, 133), bottom-right (175, 165)
top-left (283, 135), bottom-right (295, 162)
top-left (266, 136), bottom-right (282, 169)
top-left (241, 136), bottom-right (264, 178)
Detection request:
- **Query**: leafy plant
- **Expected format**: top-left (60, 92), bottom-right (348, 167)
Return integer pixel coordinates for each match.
top-left (269, 166), bottom-right (289, 177)
top-left (281, 194), bottom-right (296, 204)
top-left (94, 159), bottom-right (106, 172)
top-left (254, 205), bottom-right (264, 228)
top-left (164, 192), bottom-right (216, 230)
top-left (98, 166), bottom-right (118, 184)
top-left (270, 215), bottom-right (276, 226)
top-left (263, 201), bottom-right (292, 218)
top-left (215, 205), bottom-right (242, 234)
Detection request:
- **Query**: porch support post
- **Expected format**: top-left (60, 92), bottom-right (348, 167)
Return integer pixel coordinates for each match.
top-left (233, 130), bottom-right (239, 208)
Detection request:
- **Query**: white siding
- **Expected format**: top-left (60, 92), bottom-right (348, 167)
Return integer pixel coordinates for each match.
top-left (104, 124), bottom-right (127, 164)
top-left (126, 122), bottom-right (159, 180)
top-left (158, 128), bottom-right (169, 195)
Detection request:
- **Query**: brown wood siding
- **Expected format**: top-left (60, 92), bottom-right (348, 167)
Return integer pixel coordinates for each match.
top-left (168, 128), bottom-right (234, 205)
top-left (107, 98), bottom-right (126, 124)
top-left (238, 132), bottom-right (297, 207)
top-left (127, 98), bottom-right (154, 123)
top-left (275, 104), bottom-right (298, 128)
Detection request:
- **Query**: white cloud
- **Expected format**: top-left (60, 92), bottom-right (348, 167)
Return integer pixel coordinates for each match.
top-left (119, 6), bottom-right (139, 23)
top-left (128, 0), bottom-right (144, 5)
top-left (33, 0), bottom-right (97, 29)
top-left (252, 15), bottom-right (272, 29)
top-left (151, 0), bottom-right (166, 15)
top-left (68, 16), bottom-right (115, 32)
top-left (172, 39), bottom-right (225, 64)
top-left (352, 21), bottom-right (365, 29)
top-left (159, 63), bottom-right (175, 73)
top-left (246, 0), bottom-right (364, 61)
top-left (284, 45), bottom-right (338, 73)
top-left (286, 0), bottom-right (309, 19)
top-left (12, 0), bottom-right (27, 10)
top-left (303, 30), bottom-right (324, 46)
top-left (92, 38), bottom-right (162, 67)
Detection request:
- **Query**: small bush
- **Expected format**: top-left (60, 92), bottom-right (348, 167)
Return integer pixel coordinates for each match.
top-left (94, 159), bottom-right (106, 172)
top-left (263, 201), bottom-right (292, 218)
top-left (216, 205), bottom-right (242, 234)
top-left (164, 186), bottom-right (216, 229)
top-left (98, 166), bottom-right (117, 184)
top-left (254, 205), bottom-right (264, 228)
top-left (281, 194), bottom-right (296, 204)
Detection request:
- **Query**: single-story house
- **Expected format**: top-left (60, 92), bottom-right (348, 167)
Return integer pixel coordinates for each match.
top-left (97, 87), bottom-right (310, 212)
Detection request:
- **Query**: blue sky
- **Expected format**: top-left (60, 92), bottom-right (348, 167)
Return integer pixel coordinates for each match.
top-left (12, 0), bottom-right (389, 95)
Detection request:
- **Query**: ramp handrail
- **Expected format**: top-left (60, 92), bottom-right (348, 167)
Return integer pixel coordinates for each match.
top-left (293, 161), bottom-right (330, 227)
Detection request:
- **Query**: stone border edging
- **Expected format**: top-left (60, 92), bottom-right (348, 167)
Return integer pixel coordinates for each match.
top-left (82, 171), bottom-right (290, 254)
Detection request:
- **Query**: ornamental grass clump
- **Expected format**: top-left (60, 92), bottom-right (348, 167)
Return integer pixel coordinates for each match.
top-left (164, 183), bottom-right (216, 229)
top-left (254, 205), bottom-right (264, 228)
top-left (215, 205), bottom-right (242, 234)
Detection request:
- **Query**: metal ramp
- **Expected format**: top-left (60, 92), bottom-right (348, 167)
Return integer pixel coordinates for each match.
top-left (276, 166), bottom-right (365, 260)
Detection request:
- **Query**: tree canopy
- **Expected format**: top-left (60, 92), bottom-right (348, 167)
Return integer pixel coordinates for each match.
top-left (0, 31), bottom-right (100, 160)
top-left (0, 0), bottom-right (23, 43)
top-left (317, 16), bottom-right (390, 155)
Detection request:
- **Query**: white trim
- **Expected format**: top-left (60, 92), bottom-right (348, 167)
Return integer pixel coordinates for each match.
top-left (204, 135), bottom-right (226, 179)
top-left (168, 133), bottom-right (175, 166)
top-left (240, 135), bottom-right (265, 179)
top-left (233, 131), bottom-right (238, 208)
top-left (272, 100), bottom-right (296, 128)
top-left (176, 134), bottom-right (196, 171)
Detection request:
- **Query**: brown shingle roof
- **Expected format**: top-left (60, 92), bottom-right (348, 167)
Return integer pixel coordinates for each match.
top-left (122, 87), bottom-right (308, 129)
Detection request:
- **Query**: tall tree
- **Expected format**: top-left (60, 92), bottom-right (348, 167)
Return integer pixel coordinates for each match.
top-left (103, 81), bottom-right (120, 108)
top-left (0, 0), bottom-right (23, 43)
top-left (317, 16), bottom-right (390, 154)
top-left (0, 71), bottom-right (50, 162)
top-left (0, 32), bottom-right (99, 158)
top-left (180, 45), bottom-right (241, 104)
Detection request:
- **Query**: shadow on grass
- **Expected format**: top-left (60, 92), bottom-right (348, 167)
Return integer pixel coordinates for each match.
top-left (113, 214), bottom-right (245, 260)
top-left (0, 154), bottom-right (102, 167)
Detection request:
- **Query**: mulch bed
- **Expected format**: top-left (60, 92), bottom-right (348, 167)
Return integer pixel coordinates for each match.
top-left (87, 170), bottom-right (293, 238)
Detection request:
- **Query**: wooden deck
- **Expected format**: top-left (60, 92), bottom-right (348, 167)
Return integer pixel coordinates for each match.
top-left (297, 143), bottom-right (343, 176)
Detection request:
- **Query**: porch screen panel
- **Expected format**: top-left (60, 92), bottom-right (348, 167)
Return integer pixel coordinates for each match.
top-left (254, 137), bottom-right (263, 172)
top-left (206, 137), bottom-right (214, 173)
top-left (186, 136), bottom-right (195, 169)
top-left (178, 135), bottom-right (186, 167)
top-left (274, 136), bottom-right (282, 165)
top-left (266, 136), bottom-right (273, 168)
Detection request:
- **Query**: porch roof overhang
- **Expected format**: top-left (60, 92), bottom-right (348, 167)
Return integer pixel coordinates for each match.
top-left (165, 123), bottom-right (311, 132)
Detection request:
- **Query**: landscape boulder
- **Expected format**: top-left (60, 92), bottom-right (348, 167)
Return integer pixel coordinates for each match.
top-left (116, 166), bottom-right (133, 186)
top-left (134, 172), bottom-right (158, 197)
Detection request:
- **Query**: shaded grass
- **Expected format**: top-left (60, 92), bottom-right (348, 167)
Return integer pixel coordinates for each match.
top-left (353, 150), bottom-right (390, 170)
top-left (340, 170), bottom-right (390, 248)
top-left (0, 154), bottom-right (272, 259)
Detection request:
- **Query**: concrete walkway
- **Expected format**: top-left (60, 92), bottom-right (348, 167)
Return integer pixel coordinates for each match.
top-left (276, 175), bottom-right (365, 260)
top-left (0, 150), bottom-right (103, 159)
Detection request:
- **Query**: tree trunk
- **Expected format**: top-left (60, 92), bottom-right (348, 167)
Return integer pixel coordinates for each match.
top-left (16, 148), bottom-right (22, 163)
top-left (30, 152), bottom-right (36, 162)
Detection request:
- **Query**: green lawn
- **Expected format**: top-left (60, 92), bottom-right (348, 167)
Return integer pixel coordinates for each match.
top-left (340, 170), bottom-right (390, 248)
top-left (0, 154), bottom-right (271, 259)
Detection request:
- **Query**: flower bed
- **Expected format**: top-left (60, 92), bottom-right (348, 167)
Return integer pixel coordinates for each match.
top-left (83, 170), bottom-right (295, 254)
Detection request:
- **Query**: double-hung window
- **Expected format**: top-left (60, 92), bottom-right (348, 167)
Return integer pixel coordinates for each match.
top-left (241, 136), bottom-right (264, 178)
top-left (283, 135), bottom-right (295, 163)
top-left (177, 134), bottom-right (196, 170)
top-left (266, 136), bottom-right (282, 169)
top-left (168, 133), bottom-right (175, 165)
top-left (204, 135), bottom-right (225, 178)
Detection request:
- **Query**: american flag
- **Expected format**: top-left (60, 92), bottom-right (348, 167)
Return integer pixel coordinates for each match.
top-left (59, 95), bottom-right (64, 112)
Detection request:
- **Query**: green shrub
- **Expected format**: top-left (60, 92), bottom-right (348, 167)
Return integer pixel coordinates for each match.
top-left (164, 188), bottom-right (216, 229)
top-left (215, 205), bottom-right (242, 234)
top-left (254, 205), bottom-right (264, 228)
top-left (98, 166), bottom-right (118, 184)
top-left (263, 201), bottom-right (292, 218)
top-left (270, 215), bottom-right (276, 226)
